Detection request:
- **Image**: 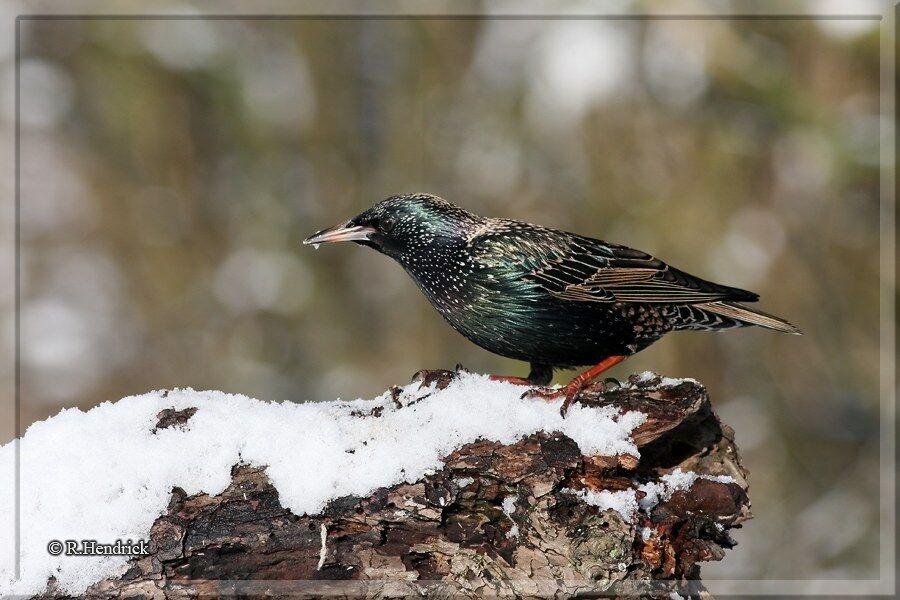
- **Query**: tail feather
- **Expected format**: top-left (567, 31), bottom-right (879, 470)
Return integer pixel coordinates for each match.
top-left (697, 301), bottom-right (802, 334)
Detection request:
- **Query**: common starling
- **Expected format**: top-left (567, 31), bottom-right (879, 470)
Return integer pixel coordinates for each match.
top-left (304, 193), bottom-right (800, 415)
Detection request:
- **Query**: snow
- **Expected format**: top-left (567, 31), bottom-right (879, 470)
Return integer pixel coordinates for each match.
top-left (631, 371), bottom-right (699, 387)
top-left (316, 524), bottom-right (327, 571)
top-left (566, 469), bottom-right (736, 523)
top-left (659, 375), bottom-right (698, 386)
top-left (565, 488), bottom-right (641, 522)
top-left (502, 495), bottom-right (519, 539)
top-left (634, 370), bottom-right (659, 384)
top-left (637, 469), bottom-right (702, 511)
top-left (0, 372), bottom-right (645, 597)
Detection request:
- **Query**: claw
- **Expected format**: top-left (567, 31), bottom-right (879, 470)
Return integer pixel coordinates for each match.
top-left (601, 377), bottom-right (621, 391)
top-left (558, 389), bottom-right (580, 418)
top-left (520, 384), bottom-right (586, 418)
top-left (520, 386), bottom-right (563, 401)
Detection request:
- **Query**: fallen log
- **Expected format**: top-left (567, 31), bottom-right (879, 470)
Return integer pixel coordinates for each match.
top-left (21, 371), bottom-right (748, 599)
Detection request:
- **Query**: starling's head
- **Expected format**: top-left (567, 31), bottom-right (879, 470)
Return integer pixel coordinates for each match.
top-left (303, 193), bottom-right (478, 259)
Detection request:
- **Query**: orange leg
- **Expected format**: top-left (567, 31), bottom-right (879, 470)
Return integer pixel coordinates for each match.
top-left (489, 363), bottom-right (553, 387)
top-left (523, 355), bottom-right (628, 417)
top-left (489, 375), bottom-right (533, 385)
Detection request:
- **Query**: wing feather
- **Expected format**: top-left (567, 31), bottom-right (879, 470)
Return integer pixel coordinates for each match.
top-left (470, 221), bottom-right (758, 305)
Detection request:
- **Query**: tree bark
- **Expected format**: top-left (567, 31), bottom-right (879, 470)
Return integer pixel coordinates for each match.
top-left (41, 373), bottom-right (750, 600)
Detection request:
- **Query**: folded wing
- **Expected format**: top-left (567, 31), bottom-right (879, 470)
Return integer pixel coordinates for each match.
top-left (528, 236), bottom-right (759, 305)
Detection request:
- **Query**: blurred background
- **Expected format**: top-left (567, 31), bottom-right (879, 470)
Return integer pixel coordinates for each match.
top-left (3, 9), bottom-right (884, 583)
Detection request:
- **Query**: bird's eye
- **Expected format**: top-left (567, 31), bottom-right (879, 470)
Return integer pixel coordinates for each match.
top-left (378, 216), bottom-right (397, 233)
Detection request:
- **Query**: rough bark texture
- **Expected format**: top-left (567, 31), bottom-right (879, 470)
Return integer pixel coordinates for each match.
top-left (41, 372), bottom-right (750, 599)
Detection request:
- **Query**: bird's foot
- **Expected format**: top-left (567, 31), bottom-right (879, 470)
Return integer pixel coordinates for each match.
top-left (411, 364), bottom-right (469, 390)
top-left (521, 383), bottom-right (584, 418)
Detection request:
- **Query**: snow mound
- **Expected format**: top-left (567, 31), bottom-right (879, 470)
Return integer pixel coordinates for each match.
top-left (630, 371), bottom-right (699, 388)
top-left (0, 372), bottom-right (646, 596)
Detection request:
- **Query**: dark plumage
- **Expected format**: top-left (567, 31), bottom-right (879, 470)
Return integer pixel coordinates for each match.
top-left (304, 193), bottom-right (800, 415)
